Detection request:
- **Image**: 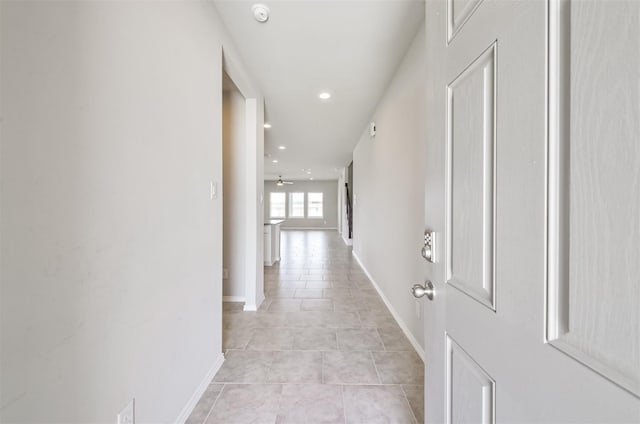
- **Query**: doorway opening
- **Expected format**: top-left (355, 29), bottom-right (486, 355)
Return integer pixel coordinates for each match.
top-left (222, 72), bottom-right (247, 305)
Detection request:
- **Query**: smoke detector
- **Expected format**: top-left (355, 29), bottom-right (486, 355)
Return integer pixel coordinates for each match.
top-left (252, 4), bottom-right (270, 23)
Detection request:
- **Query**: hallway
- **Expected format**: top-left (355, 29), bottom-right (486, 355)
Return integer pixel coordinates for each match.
top-left (187, 230), bottom-right (424, 423)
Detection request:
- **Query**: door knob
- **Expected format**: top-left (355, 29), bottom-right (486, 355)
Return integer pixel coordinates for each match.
top-left (412, 280), bottom-right (435, 301)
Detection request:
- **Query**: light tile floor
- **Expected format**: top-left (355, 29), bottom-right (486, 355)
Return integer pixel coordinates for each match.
top-left (187, 230), bottom-right (424, 424)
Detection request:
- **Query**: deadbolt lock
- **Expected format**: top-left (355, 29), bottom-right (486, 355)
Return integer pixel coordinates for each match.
top-left (422, 230), bottom-right (437, 263)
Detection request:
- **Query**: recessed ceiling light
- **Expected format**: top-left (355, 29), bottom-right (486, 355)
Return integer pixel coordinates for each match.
top-left (318, 92), bottom-right (331, 100)
top-left (306, 171), bottom-right (311, 174)
top-left (272, 159), bottom-right (278, 163)
top-left (264, 123), bottom-right (272, 129)
top-left (310, 177), bottom-right (314, 180)
top-left (278, 145), bottom-right (286, 150)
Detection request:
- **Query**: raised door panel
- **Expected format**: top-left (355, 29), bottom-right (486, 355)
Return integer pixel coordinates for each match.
top-left (446, 335), bottom-right (495, 424)
top-left (547, 0), bottom-right (640, 398)
top-left (447, 43), bottom-right (496, 310)
top-left (447, 0), bottom-right (484, 42)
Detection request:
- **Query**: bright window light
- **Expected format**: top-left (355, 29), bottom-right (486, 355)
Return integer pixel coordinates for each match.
top-left (269, 192), bottom-right (286, 218)
top-left (289, 193), bottom-right (305, 218)
top-left (307, 192), bottom-right (323, 218)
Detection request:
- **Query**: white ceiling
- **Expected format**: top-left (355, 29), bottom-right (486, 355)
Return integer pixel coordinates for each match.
top-left (213, 0), bottom-right (425, 181)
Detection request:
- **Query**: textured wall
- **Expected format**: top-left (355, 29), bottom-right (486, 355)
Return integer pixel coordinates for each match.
top-left (352, 23), bottom-right (426, 349)
top-left (0, 1), bottom-right (261, 421)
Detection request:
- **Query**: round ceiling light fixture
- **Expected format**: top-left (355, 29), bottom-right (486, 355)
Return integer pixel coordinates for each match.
top-left (278, 145), bottom-right (286, 150)
top-left (252, 4), bottom-right (270, 23)
top-left (318, 92), bottom-right (332, 100)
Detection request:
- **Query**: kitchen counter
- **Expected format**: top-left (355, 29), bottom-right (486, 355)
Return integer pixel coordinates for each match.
top-left (264, 220), bottom-right (284, 266)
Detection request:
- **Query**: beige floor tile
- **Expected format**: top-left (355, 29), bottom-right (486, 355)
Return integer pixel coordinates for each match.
top-left (246, 328), bottom-right (295, 350)
top-left (305, 280), bottom-right (333, 289)
top-left (278, 281), bottom-right (307, 289)
top-left (222, 327), bottom-right (253, 350)
top-left (337, 328), bottom-right (385, 351)
top-left (267, 288), bottom-right (296, 298)
top-left (223, 312), bottom-right (259, 329)
top-left (205, 231), bottom-right (426, 422)
top-left (358, 310), bottom-right (397, 328)
top-left (267, 299), bottom-right (302, 312)
top-left (213, 351), bottom-right (274, 383)
top-left (223, 302), bottom-right (244, 312)
top-left (343, 385), bottom-right (416, 424)
top-left (292, 328), bottom-right (337, 350)
top-left (294, 288), bottom-right (324, 299)
top-left (403, 385), bottom-right (425, 423)
top-left (332, 297), bottom-right (370, 312)
top-left (285, 311), bottom-right (325, 327)
top-left (276, 384), bottom-right (344, 424)
top-left (268, 351), bottom-right (323, 383)
top-left (322, 351), bottom-right (380, 384)
top-left (322, 288), bottom-right (353, 299)
top-left (255, 312), bottom-right (289, 328)
top-left (205, 384), bottom-right (282, 424)
top-left (372, 351), bottom-right (424, 384)
top-left (300, 299), bottom-right (334, 311)
top-left (185, 383), bottom-right (224, 424)
top-left (377, 326), bottom-right (414, 351)
top-left (258, 298), bottom-right (273, 311)
top-left (323, 311), bottom-right (361, 328)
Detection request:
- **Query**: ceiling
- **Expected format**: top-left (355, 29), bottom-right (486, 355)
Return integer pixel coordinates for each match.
top-left (213, 0), bottom-right (425, 181)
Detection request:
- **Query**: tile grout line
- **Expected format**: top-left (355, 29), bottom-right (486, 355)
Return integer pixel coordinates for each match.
top-left (401, 385), bottom-right (420, 424)
top-left (376, 327), bottom-right (389, 351)
top-left (321, 350), bottom-right (325, 384)
top-left (341, 384), bottom-right (348, 424)
top-left (208, 233), bottom-right (423, 422)
top-left (369, 350), bottom-right (383, 385)
top-left (201, 383), bottom-right (225, 424)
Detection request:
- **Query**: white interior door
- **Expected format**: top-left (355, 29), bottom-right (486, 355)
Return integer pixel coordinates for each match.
top-left (421, 0), bottom-right (640, 422)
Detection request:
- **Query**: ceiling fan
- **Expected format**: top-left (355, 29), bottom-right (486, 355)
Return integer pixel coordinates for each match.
top-left (276, 176), bottom-right (294, 186)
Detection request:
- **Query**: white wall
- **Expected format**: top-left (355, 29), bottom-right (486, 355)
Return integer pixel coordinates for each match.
top-left (264, 180), bottom-right (338, 229)
top-left (0, 1), bottom-right (262, 422)
top-left (352, 23), bottom-right (426, 350)
top-left (223, 84), bottom-right (246, 298)
top-left (337, 172), bottom-right (344, 236)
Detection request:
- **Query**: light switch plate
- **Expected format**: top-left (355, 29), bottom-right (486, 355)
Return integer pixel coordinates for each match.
top-left (210, 181), bottom-right (217, 200)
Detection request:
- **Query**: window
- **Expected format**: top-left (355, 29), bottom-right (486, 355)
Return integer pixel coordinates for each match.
top-left (289, 192), bottom-right (305, 218)
top-left (307, 192), bottom-right (323, 218)
top-left (270, 192), bottom-right (286, 218)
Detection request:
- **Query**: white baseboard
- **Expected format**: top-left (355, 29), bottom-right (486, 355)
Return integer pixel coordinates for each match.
top-left (175, 353), bottom-right (225, 424)
top-left (342, 234), bottom-right (353, 246)
top-left (243, 303), bottom-right (258, 311)
top-left (222, 296), bottom-right (245, 302)
top-left (352, 251), bottom-right (425, 362)
top-left (281, 227), bottom-right (337, 230)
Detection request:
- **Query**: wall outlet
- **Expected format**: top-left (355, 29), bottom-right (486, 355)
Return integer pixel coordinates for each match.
top-left (117, 399), bottom-right (135, 424)
top-left (223, 269), bottom-right (229, 279)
